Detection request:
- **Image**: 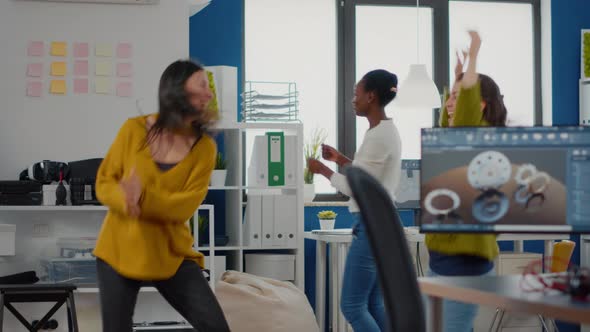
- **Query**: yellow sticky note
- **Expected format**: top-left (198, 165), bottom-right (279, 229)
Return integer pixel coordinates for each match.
top-left (95, 61), bottom-right (112, 76)
top-left (50, 80), bottom-right (66, 95)
top-left (95, 77), bottom-right (111, 94)
top-left (51, 62), bottom-right (67, 76)
top-left (50, 42), bottom-right (67, 56)
top-left (95, 43), bottom-right (113, 57)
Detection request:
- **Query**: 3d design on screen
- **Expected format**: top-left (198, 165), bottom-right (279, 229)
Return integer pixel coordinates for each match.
top-left (513, 163), bottom-right (550, 210)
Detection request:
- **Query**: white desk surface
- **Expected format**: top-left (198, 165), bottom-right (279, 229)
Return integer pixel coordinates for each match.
top-left (304, 228), bottom-right (570, 243)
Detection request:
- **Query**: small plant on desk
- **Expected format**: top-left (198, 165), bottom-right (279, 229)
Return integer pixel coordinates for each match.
top-left (317, 210), bottom-right (337, 230)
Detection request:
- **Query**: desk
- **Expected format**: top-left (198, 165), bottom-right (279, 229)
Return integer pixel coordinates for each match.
top-left (420, 275), bottom-right (590, 332)
top-left (304, 230), bottom-right (569, 332)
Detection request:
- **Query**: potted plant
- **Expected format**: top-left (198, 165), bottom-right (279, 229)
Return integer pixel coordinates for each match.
top-left (304, 128), bottom-right (327, 202)
top-left (583, 30), bottom-right (590, 79)
top-left (317, 210), bottom-right (337, 230)
top-left (210, 152), bottom-right (227, 186)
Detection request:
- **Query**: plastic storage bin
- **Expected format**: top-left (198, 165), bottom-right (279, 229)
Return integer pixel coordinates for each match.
top-left (41, 258), bottom-right (97, 285)
top-left (244, 253), bottom-right (295, 281)
top-left (57, 237), bottom-right (96, 258)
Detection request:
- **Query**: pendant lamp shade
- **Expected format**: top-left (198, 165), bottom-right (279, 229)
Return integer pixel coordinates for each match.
top-left (395, 64), bottom-right (441, 109)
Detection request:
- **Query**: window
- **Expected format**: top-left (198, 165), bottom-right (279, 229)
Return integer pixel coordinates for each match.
top-left (245, 0), bottom-right (338, 194)
top-left (449, 1), bottom-right (539, 126)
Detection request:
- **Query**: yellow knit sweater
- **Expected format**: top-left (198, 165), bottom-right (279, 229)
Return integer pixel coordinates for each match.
top-left (93, 115), bottom-right (216, 280)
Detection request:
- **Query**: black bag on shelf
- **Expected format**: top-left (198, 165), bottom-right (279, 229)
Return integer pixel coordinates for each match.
top-left (68, 158), bottom-right (103, 205)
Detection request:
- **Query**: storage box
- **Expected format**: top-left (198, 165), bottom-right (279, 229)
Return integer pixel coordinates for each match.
top-left (42, 184), bottom-right (71, 205)
top-left (245, 253), bottom-right (295, 281)
top-left (0, 224), bottom-right (16, 256)
top-left (57, 237), bottom-right (96, 258)
top-left (41, 258), bottom-right (97, 285)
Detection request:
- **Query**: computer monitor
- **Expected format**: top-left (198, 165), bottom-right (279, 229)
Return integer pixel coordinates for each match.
top-left (419, 126), bottom-right (590, 233)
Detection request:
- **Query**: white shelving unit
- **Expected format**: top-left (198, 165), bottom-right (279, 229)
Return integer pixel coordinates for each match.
top-left (194, 122), bottom-right (305, 289)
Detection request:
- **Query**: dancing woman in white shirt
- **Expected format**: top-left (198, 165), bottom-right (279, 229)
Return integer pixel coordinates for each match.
top-left (308, 69), bottom-right (402, 332)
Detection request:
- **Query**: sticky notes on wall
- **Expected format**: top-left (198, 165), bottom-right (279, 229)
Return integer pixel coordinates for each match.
top-left (117, 43), bottom-right (133, 58)
top-left (50, 80), bottom-right (66, 95)
top-left (27, 41), bottom-right (44, 56)
top-left (116, 82), bottom-right (133, 97)
top-left (51, 62), bottom-right (67, 76)
top-left (95, 78), bottom-right (111, 94)
top-left (117, 63), bottom-right (132, 77)
top-left (74, 79), bottom-right (89, 94)
top-left (73, 42), bottom-right (89, 58)
top-left (50, 42), bottom-right (67, 56)
top-left (95, 61), bottom-right (112, 76)
top-left (95, 43), bottom-right (113, 57)
top-left (27, 63), bottom-right (43, 77)
top-left (27, 82), bottom-right (43, 97)
top-left (74, 60), bottom-right (89, 76)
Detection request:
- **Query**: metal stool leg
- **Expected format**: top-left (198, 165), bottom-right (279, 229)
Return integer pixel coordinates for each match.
top-left (493, 309), bottom-right (505, 332)
top-left (0, 293), bottom-right (4, 332)
top-left (487, 308), bottom-right (500, 332)
top-left (538, 315), bottom-right (551, 332)
top-left (66, 291), bottom-right (79, 332)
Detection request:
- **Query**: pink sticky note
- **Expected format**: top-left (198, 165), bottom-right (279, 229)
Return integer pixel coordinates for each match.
top-left (73, 42), bottom-right (89, 58)
top-left (27, 81), bottom-right (42, 97)
top-left (116, 43), bottom-right (132, 58)
top-left (74, 60), bottom-right (89, 76)
top-left (27, 41), bottom-right (44, 56)
top-left (74, 79), bottom-right (89, 94)
top-left (27, 63), bottom-right (43, 77)
top-left (116, 63), bottom-right (133, 77)
top-left (116, 82), bottom-right (133, 97)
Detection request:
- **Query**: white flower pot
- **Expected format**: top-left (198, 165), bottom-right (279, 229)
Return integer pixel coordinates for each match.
top-left (319, 218), bottom-right (335, 230)
top-left (304, 183), bottom-right (315, 203)
top-left (210, 170), bottom-right (227, 186)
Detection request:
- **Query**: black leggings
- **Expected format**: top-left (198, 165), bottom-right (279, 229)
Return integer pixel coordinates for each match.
top-left (96, 258), bottom-right (230, 332)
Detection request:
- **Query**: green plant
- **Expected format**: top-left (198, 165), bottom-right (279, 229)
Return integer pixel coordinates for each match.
top-left (317, 210), bottom-right (337, 220)
top-left (206, 70), bottom-right (220, 119)
top-left (584, 31), bottom-right (590, 78)
top-left (198, 215), bottom-right (209, 234)
top-left (215, 152), bottom-right (227, 170)
top-left (304, 128), bottom-right (328, 184)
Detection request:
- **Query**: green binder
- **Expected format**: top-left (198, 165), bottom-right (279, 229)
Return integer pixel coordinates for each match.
top-left (266, 132), bottom-right (285, 186)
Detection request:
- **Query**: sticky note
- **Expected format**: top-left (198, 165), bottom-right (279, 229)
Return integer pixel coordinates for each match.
top-left (27, 82), bottom-right (42, 97)
top-left (50, 42), bottom-right (67, 56)
top-left (95, 77), bottom-right (111, 94)
top-left (116, 63), bottom-right (132, 77)
top-left (74, 78), bottom-right (88, 94)
top-left (116, 82), bottom-right (133, 97)
top-left (95, 61), bottom-right (112, 76)
top-left (74, 60), bottom-right (89, 76)
top-left (50, 80), bottom-right (66, 95)
top-left (73, 42), bottom-right (89, 58)
top-left (51, 62), bottom-right (67, 76)
top-left (117, 43), bottom-right (132, 58)
top-left (27, 63), bottom-right (43, 77)
top-left (27, 41), bottom-right (44, 56)
top-left (95, 43), bottom-right (113, 57)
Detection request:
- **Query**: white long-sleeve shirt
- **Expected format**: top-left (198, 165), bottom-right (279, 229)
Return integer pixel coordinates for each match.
top-left (330, 119), bottom-right (402, 213)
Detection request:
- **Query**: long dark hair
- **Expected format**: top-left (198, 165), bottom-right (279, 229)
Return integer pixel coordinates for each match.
top-left (361, 69), bottom-right (398, 106)
top-left (145, 59), bottom-right (212, 147)
top-left (479, 74), bottom-right (507, 126)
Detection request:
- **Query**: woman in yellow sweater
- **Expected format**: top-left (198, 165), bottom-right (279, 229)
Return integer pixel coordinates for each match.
top-left (93, 60), bottom-right (230, 332)
top-left (426, 31), bottom-right (507, 332)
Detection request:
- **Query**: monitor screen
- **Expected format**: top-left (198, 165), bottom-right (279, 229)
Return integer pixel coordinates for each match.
top-left (419, 126), bottom-right (590, 233)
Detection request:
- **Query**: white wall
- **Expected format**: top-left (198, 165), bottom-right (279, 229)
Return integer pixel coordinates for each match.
top-left (0, 0), bottom-right (189, 179)
top-left (0, 1), bottom-right (190, 330)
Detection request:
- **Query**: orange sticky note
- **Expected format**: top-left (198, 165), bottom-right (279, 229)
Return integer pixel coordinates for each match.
top-left (50, 80), bottom-right (66, 95)
top-left (51, 62), bottom-right (67, 76)
top-left (50, 42), bottom-right (67, 56)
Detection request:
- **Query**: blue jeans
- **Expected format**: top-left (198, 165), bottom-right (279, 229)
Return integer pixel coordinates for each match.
top-left (426, 268), bottom-right (496, 332)
top-left (340, 213), bottom-right (386, 332)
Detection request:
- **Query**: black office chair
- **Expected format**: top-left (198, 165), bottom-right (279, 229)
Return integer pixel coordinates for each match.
top-left (345, 166), bottom-right (426, 332)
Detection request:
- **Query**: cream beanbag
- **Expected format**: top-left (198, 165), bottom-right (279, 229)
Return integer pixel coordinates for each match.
top-left (215, 271), bottom-right (320, 332)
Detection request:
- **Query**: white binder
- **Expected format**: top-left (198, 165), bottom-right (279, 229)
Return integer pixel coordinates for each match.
top-left (261, 195), bottom-right (275, 247)
top-left (243, 195), bottom-right (262, 248)
top-left (274, 194), bottom-right (297, 247)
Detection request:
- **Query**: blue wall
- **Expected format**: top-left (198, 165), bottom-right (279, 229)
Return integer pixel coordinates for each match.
top-left (551, 2), bottom-right (590, 330)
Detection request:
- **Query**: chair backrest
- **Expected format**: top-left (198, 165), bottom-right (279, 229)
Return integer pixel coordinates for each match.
top-left (345, 166), bottom-right (426, 332)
